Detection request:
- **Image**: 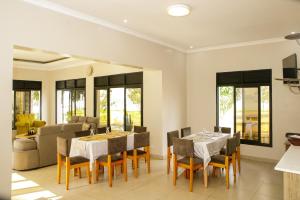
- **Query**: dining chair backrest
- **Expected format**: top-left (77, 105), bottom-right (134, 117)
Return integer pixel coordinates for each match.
top-left (97, 127), bottom-right (107, 134)
top-left (173, 138), bottom-right (194, 157)
top-left (226, 137), bottom-right (237, 156)
top-left (214, 126), bottom-right (231, 134)
top-left (107, 136), bottom-right (127, 155)
top-left (74, 130), bottom-right (90, 138)
top-left (134, 126), bottom-right (147, 133)
top-left (233, 131), bottom-right (241, 147)
top-left (57, 136), bottom-right (69, 157)
top-left (181, 127), bottom-right (191, 138)
top-left (167, 130), bottom-right (179, 147)
top-left (134, 132), bottom-right (150, 148)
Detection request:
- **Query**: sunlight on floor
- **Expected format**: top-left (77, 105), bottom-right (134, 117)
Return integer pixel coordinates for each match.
top-left (11, 172), bottom-right (63, 200)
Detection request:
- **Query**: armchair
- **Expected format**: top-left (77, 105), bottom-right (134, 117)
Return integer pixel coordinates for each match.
top-left (15, 114), bottom-right (46, 135)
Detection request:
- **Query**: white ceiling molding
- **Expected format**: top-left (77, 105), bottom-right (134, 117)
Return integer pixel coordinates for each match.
top-left (22, 0), bottom-right (186, 53)
top-left (187, 37), bottom-right (286, 53)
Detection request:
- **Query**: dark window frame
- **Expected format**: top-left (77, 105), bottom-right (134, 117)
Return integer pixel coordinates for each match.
top-left (94, 72), bottom-right (143, 131)
top-left (216, 69), bottom-right (273, 147)
top-left (12, 80), bottom-right (42, 130)
top-left (55, 78), bottom-right (86, 123)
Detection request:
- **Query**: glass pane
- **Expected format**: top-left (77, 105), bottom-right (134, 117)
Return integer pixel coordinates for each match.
top-left (236, 88), bottom-right (259, 141)
top-left (12, 91), bottom-right (14, 128)
top-left (63, 90), bottom-right (72, 123)
top-left (75, 90), bottom-right (85, 116)
top-left (261, 86), bottom-right (270, 144)
top-left (126, 88), bottom-right (142, 131)
top-left (15, 91), bottom-right (30, 115)
top-left (218, 86), bottom-right (234, 132)
top-left (31, 90), bottom-right (41, 120)
top-left (56, 90), bottom-right (63, 124)
top-left (110, 88), bottom-right (124, 131)
top-left (96, 89), bottom-right (108, 127)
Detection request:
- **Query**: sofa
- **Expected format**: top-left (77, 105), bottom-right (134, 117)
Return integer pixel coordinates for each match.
top-left (13, 123), bottom-right (82, 170)
top-left (15, 114), bottom-right (46, 135)
top-left (68, 116), bottom-right (99, 130)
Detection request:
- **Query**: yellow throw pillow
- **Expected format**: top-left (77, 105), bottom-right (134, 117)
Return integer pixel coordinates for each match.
top-left (82, 123), bottom-right (91, 131)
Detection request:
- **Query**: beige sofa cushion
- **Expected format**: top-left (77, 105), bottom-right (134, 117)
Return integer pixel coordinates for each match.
top-left (82, 123), bottom-right (91, 131)
top-left (78, 116), bottom-right (86, 123)
top-left (14, 139), bottom-right (37, 151)
top-left (70, 116), bottom-right (79, 123)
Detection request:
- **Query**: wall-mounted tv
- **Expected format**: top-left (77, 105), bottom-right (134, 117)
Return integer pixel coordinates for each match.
top-left (282, 54), bottom-right (298, 84)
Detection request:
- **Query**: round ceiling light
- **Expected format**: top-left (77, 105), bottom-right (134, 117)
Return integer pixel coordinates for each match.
top-left (167, 4), bottom-right (190, 17)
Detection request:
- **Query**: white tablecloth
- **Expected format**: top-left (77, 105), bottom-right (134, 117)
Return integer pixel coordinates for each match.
top-left (184, 132), bottom-right (230, 168)
top-left (70, 134), bottom-right (135, 169)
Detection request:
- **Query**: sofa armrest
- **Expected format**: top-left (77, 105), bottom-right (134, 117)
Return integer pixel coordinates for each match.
top-left (33, 120), bottom-right (46, 127)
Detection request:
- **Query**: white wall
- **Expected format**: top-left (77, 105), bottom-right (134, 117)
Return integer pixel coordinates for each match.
top-left (187, 41), bottom-right (300, 161)
top-left (0, 1), bottom-right (186, 198)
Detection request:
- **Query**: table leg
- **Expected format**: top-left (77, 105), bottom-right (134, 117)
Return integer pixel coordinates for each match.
top-left (91, 162), bottom-right (97, 184)
top-left (203, 168), bottom-right (208, 188)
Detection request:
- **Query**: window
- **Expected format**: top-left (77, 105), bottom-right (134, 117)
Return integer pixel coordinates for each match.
top-left (94, 72), bottom-right (143, 131)
top-left (217, 69), bottom-right (272, 147)
top-left (12, 80), bottom-right (42, 129)
top-left (56, 79), bottom-right (86, 124)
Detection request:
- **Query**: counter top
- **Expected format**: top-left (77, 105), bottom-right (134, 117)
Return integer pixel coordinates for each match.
top-left (275, 145), bottom-right (300, 175)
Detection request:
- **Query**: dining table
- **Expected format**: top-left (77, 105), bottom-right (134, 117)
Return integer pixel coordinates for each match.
top-left (69, 131), bottom-right (135, 183)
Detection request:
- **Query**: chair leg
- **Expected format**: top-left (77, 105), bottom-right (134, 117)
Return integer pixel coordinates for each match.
top-left (86, 165), bottom-right (91, 184)
top-left (225, 157), bottom-right (229, 189)
top-left (189, 158), bottom-right (194, 192)
top-left (57, 153), bottom-right (61, 184)
top-left (78, 168), bottom-right (82, 178)
top-left (108, 155), bottom-right (112, 187)
top-left (173, 154), bottom-right (177, 186)
top-left (233, 153), bottom-right (236, 183)
top-left (123, 151), bottom-right (128, 182)
top-left (167, 147), bottom-right (171, 174)
top-left (66, 158), bottom-right (70, 190)
top-left (95, 161), bottom-right (99, 181)
top-left (134, 149), bottom-right (138, 178)
top-left (146, 146), bottom-right (150, 174)
top-left (237, 147), bottom-right (241, 174)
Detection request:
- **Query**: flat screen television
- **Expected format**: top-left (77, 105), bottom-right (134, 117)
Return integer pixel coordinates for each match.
top-left (282, 54), bottom-right (298, 84)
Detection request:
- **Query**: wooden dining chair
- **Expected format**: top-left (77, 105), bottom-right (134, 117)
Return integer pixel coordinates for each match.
top-left (97, 127), bottom-right (109, 134)
top-left (133, 126), bottom-right (147, 133)
top-left (127, 132), bottom-right (150, 178)
top-left (214, 126), bottom-right (231, 134)
top-left (234, 132), bottom-right (241, 174)
top-left (173, 138), bottom-right (205, 192)
top-left (56, 136), bottom-right (91, 190)
top-left (167, 130), bottom-right (179, 174)
top-left (181, 127), bottom-right (191, 138)
top-left (74, 130), bottom-right (90, 138)
top-left (95, 136), bottom-right (127, 187)
top-left (209, 137), bottom-right (237, 189)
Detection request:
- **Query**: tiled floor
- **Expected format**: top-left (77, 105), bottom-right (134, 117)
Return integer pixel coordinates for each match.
top-left (12, 158), bottom-right (283, 200)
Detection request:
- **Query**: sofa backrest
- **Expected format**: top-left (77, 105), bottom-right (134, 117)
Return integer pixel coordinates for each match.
top-left (35, 125), bottom-right (63, 167)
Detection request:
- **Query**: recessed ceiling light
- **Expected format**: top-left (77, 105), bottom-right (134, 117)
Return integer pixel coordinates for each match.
top-left (167, 4), bottom-right (190, 17)
top-left (291, 32), bottom-right (296, 34)
top-left (123, 19), bottom-right (128, 23)
top-left (189, 45), bottom-right (194, 49)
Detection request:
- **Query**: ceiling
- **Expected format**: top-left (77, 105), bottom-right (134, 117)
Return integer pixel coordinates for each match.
top-left (13, 46), bottom-right (98, 70)
top-left (25, 0), bottom-right (300, 52)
